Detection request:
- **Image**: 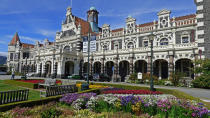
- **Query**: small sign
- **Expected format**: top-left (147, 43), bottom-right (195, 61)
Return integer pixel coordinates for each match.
top-left (138, 72), bottom-right (142, 79)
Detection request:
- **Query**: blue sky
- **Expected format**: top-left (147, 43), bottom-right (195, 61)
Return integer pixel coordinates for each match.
top-left (0, 0), bottom-right (196, 56)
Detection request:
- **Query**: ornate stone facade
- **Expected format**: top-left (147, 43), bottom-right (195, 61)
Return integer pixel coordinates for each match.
top-left (6, 2), bottom-right (209, 80)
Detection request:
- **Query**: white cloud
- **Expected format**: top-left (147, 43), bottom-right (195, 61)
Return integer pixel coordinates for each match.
top-left (19, 36), bottom-right (41, 43)
top-left (37, 29), bottom-right (56, 38)
top-left (0, 52), bottom-right (8, 57)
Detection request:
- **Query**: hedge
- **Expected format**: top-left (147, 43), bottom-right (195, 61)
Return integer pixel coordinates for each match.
top-left (3, 80), bottom-right (38, 89)
top-left (76, 81), bottom-right (210, 109)
top-left (0, 88), bottom-right (100, 112)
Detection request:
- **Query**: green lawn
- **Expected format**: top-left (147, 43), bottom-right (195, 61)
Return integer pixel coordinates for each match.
top-left (0, 80), bottom-right (40, 100)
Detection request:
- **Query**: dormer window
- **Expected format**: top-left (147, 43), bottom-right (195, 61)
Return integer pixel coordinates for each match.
top-left (160, 38), bottom-right (168, 46)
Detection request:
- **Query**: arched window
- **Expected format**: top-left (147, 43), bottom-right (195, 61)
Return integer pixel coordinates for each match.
top-left (160, 38), bottom-right (168, 46)
top-left (64, 46), bottom-right (71, 52)
top-left (127, 42), bottom-right (134, 48)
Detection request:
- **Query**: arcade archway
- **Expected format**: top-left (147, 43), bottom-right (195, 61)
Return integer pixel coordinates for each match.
top-left (175, 59), bottom-right (194, 78)
top-left (153, 59), bottom-right (168, 79)
top-left (65, 61), bottom-right (74, 77)
top-left (45, 61), bottom-right (52, 77)
top-left (105, 61), bottom-right (114, 77)
top-left (93, 62), bottom-right (101, 74)
top-left (134, 60), bottom-right (147, 73)
top-left (119, 60), bottom-right (129, 82)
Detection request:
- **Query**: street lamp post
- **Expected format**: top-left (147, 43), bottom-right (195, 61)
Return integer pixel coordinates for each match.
top-left (87, 23), bottom-right (91, 85)
top-left (149, 32), bottom-right (155, 91)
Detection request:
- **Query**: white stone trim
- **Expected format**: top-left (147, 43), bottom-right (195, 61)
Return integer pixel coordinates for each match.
top-left (197, 14), bottom-right (204, 19)
top-left (197, 5), bottom-right (203, 11)
top-left (197, 0), bottom-right (203, 3)
top-left (197, 30), bottom-right (204, 35)
top-left (197, 22), bottom-right (204, 27)
top-left (197, 38), bottom-right (205, 43)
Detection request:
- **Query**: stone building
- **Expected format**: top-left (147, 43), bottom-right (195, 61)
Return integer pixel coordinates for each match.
top-left (6, 1), bottom-right (210, 80)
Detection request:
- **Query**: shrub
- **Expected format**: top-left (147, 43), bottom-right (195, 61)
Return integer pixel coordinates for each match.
top-left (142, 73), bottom-right (158, 84)
top-left (169, 72), bottom-right (185, 86)
top-left (192, 59), bottom-right (210, 89)
top-left (192, 75), bottom-right (210, 89)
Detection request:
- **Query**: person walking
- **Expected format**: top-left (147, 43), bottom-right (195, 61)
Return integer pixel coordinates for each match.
top-left (11, 69), bottom-right (15, 80)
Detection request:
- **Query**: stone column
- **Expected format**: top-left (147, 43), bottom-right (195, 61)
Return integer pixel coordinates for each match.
top-left (113, 56), bottom-right (119, 82)
top-left (38, 63), bottom-right (42, 77)
top-left (57, 61), bottom-right (65, 79)
top-left (129, 57), bottom-right (134, 75)
top-left (42, 63), bottom-right (46, 77)
top-left (168, 55), bottom-right (174, 79)
top-left (101, 58), bottom-right (105, 74)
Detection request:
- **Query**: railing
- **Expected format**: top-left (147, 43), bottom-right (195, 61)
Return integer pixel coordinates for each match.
top-left (44, 85), bottom-right (77, 97)
top-left (0, 89), bottom-right (29, 105)
top-left (174, 43), bottom-right (197, 49)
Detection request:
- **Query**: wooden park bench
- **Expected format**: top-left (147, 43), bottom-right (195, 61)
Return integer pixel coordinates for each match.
top-left (0, 89), bottom-right (29, 105)
top-left (38, 79), bottom-right (56, 88)
top-left (40, 84), bottom-right (78, 97)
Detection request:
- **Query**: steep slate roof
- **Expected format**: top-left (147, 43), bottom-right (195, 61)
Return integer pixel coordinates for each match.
top-left (74, 16), bottom-right (99, 36)
top-left (112, 28), bottom-right (123, 33)
top-left (175, 14), bottom-right (196, 21)
top-left (9, 32), bottom-right (35, 49)
top-left (22, 43), bottom-right (34, 48)
top-left (10, 32), bottom-right (20, 45)
top-left (109, 14), bottom-right (196, 33)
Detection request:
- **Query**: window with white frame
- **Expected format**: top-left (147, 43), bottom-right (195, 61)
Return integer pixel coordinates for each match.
top-left (143, 40), bottom-right (149, 47)
top-left (181, 36), bottom-right (190, 44)
top-left (127, 42), bottom-right (134, 48)
top-left (160, 38), bottom-right (169, 46)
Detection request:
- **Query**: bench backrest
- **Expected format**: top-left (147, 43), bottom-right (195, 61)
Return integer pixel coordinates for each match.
top-left (0, 89), bottom-right (29, 105)
top-left (46, 85), bottom-right (77, 97)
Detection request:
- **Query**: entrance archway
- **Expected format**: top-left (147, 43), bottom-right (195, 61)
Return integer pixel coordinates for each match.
top-left (65, 61), bottom-right (74, 77)
top-left (83, 62), bottom-right (89, 74)
top-left (45, 61), bottom-right (52, 77)
top-left (153, 59), bottom-right (168, 79)
top-left (119, 61), bottom-right (129, 82)
top-left (105, 61), bottom-right (114, 77)
top-left (175, 59), bottom-right (194, 78)
top-left (93, 62), bottom-right (101, 74)
top-left (134, 60), bottom-right (147, 73)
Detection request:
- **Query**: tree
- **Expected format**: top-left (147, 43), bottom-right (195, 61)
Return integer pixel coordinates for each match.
top-left (192, 59), bottom-right (210, 88)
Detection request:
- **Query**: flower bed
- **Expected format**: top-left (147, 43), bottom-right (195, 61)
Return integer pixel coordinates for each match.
top-left (102, 90), bottom-right (163, 95)
top-left (16, 79), bottom-right (62, 84)
top-left (59, 93), bottom-right (209, 118)
top-left (76, 83), bottom-right (109, 89)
